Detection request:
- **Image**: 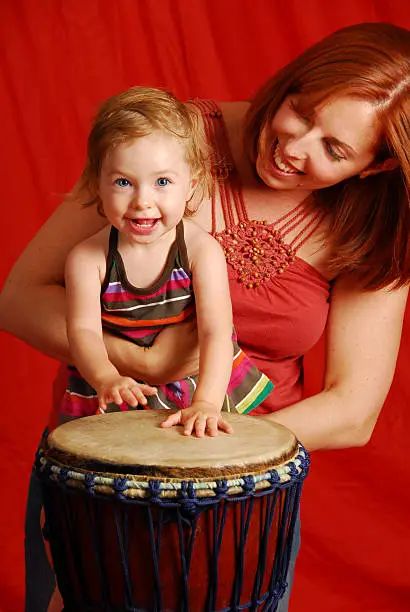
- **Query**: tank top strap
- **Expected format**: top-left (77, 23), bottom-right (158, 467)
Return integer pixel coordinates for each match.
top-left (189, 98), bottom-right (248, 233)
top-left (108, 225), bottom-right (119, 252)
top-left (100, 226), bottom-right (120, 296)
top-left (175, 220), bottom-right (190, 273)
top-left (106, 226), bottom-right (119, 275)
top-left (271, 200), bottom-right (326, 254)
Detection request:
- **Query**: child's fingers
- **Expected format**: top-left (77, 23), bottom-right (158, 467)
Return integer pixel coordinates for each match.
top-left (120, 387), bottom-right (140, 407)
top-left (205, 416), bottom-right (219, 437)
top-left (139, 384), bottom-right (157, 396)
top-left (96, 399), bottom-right (106, 415)
top-left (160, 410), bottom-right (182, 428)
top-left (218, 418), bottom-right (234, 434)
top-left (129, 387), bottom-right (146, 405)
top-left (183, 415), bottom-right (197, 436)
top-left (111, 389), bottom-right (124, 405)
top-left (192, 415), bottom-right (207, 438)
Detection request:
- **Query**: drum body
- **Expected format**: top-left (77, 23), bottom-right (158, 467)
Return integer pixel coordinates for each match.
top-left (37, 411), bottom-right (309, 612)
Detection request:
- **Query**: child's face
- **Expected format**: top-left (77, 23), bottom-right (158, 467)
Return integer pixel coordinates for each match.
top-left (99, 131), bottom-right (195, 244)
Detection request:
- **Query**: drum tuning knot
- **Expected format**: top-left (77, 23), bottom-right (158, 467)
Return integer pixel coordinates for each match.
top-left (215, 479), bottom-right (229, 496)
top-left (148, 479), bottom-right (162, 502)
top-left (84, 472), bottom-right (96, 495)
top-left (287, 463), bottom-right (299, 477)
top-left (113, 477), bottom-right (128, 499)
top-left (242, 475), bottom-right (255, 495)
top-left (180, 481), bottom-right (198, 518)
top-left (268, 470), bottom-right (280, 484)
top-left (58, 467), bottom-right (69, 484)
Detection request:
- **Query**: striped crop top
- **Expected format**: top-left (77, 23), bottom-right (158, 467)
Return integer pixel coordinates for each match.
top-left (100, 221), bottom-right (195, 348)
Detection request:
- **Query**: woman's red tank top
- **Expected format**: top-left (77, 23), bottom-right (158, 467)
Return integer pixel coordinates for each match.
top-left (193, 99), bottom-right (330, 414)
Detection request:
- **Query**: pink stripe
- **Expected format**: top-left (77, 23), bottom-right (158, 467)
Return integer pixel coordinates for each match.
top-left (60, 393), bottom-right (98, 417)
top-left (159, 381), bottom-right (190, 409)
top-left (104, 278), bottom-right (191, 303)
top-left (123, 328), bottom-right (160, 339)
top-left (226, 359), bottom-right (253, 394)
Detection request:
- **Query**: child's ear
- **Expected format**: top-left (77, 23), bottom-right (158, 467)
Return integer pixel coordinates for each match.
top-left (187, 178), bottom-right (199, 202)
top-left (359, 157), bottom-right (399, 179)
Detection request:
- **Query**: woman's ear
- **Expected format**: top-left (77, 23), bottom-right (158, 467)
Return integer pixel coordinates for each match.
top-left (359, 157), bottom-right (400, 179)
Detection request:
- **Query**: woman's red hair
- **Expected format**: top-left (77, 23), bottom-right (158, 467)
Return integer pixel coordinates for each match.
top-left (245, 22), bottom-right (410, 289)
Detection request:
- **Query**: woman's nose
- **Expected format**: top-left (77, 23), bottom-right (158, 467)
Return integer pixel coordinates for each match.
top-left (282, 137), bottom-right (309, 161)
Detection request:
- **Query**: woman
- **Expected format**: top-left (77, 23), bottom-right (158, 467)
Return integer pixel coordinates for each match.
top-left (1, 22), bottom-right (409, 611)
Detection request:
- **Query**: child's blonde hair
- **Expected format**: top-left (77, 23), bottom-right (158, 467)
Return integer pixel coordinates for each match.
top-left (72, 86), bottom-right (212, 216)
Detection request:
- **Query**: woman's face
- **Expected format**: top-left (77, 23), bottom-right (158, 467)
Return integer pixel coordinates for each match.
top-left (256, 95), bottom-right (381, 192)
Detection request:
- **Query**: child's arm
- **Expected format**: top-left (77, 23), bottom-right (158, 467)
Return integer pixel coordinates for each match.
top-left (65, 233), bottom-right (156, 412)
top-left (161, 222), bottom-right (234, 437)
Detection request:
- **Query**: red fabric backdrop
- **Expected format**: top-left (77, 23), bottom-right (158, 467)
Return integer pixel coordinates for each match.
top-left (1, 1), bottom-right (410, 611)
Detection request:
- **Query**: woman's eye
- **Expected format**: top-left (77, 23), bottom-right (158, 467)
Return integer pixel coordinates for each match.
top-left (156, 177), bottom-right (170, 187)
top-left (114, 178), bottom-right (131, 187)
top-left (325, 142), bottom-right (345, 162)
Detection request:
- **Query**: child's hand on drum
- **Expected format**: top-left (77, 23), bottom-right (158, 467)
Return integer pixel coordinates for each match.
top-left (160, 401), bottom-right (233, 437)
top-left (95, 375), bottom-right (157, 413)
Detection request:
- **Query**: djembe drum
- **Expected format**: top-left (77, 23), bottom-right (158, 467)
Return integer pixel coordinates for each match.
top-left (36, 411), bottom-right (309, 611)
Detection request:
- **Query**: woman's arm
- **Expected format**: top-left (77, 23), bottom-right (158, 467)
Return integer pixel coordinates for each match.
top-left (266, 276), bottom-right (408, 452)
top-left (0, 199), bottom-right (107, 361)
top-left (0, 198), bottom-right (156, 380)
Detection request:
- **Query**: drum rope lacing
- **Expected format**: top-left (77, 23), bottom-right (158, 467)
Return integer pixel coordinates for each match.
top-left (36, 429), bottom-right (309, 612)
top-left (36, 444), bottom-right (309, 502)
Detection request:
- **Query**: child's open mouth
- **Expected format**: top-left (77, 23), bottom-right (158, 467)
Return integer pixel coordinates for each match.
top-left (127, 218), bottom-right (160, 234)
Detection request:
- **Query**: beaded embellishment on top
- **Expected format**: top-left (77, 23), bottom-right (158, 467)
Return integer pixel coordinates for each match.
top-left (191, 99), bottom-right (325, 288)
top-left (215, 220), bottom-right (295, 288)
top-left (215, 204), bottom-right (325, 288)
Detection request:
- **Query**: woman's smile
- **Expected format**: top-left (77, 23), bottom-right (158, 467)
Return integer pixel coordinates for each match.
top-left (272, 141), bottom-right (304, 175)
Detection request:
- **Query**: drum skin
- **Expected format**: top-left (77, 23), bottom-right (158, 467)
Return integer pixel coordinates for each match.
top-left (37, 411), bottom-right (309, 612)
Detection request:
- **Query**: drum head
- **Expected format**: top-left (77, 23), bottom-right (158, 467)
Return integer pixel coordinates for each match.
top-left (47, 410), bottom-right (298, 478)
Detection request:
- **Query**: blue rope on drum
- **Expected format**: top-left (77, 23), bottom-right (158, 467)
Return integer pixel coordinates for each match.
top-left (36, 445), bottom-right (309, 612)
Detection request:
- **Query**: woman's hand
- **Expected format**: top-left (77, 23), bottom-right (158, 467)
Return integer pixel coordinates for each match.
top-left (160, 401), bottom-right (233, 438)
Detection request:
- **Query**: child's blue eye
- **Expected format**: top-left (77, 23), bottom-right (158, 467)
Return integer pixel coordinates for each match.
top-left (156, 177), bottom-right (170, 187)
top-left (115, 178), bottom-right (131, 187)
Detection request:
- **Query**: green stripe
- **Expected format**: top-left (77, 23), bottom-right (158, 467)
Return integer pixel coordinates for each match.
top-left (236, 379), bottom-right (274, 415)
